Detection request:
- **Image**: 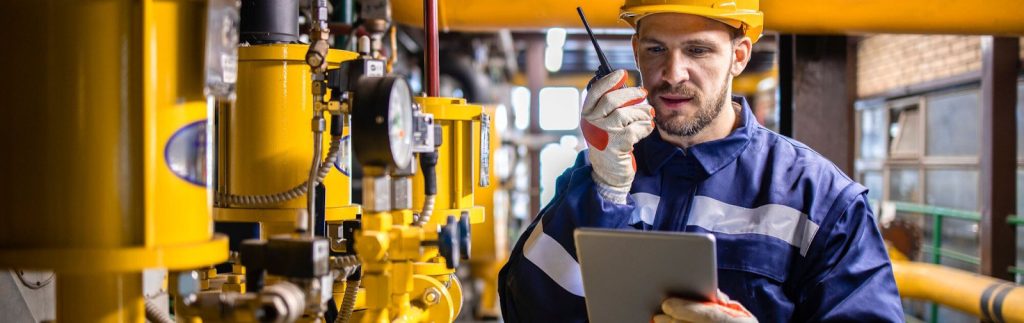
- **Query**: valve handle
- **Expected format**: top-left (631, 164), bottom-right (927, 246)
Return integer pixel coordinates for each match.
top-left (438, 215), bottom-right (460, 269)
top-left (458, 212), bottom-right (471, 260)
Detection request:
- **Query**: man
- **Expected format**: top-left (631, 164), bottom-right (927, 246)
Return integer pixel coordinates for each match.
top-left (498, 0), bottom-right (905, 322)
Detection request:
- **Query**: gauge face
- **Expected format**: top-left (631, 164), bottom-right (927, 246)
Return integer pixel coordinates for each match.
top-left (387, 78), bottom-right (414, 169)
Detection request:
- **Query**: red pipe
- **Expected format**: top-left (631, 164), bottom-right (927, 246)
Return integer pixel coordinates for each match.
top-left (424, 0), bottom-right (439, 97)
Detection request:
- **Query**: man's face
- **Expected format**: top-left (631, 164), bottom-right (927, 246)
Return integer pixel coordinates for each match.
top-left (633, 13), bottom-right (749, 137)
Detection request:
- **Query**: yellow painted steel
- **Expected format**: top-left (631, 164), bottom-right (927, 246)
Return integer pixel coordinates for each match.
top-left (355, 204), bottom-right (462, 323)
top-left (391, 0), bottom-right (1024, 36)
top-left (215, 44), bottom-right (360, 235)
top-left (0, 236), bottom-right (228, 273)
top-left (731, 69), bottom-right (777, 96)
top-left (147, 0), bottom-right (212, 249)
top-left (469, 106), bottom-right (507, 318)
top-left (0, 0), bottom-right (227, 321)
top-left (355, 97), bottom-right (490, 322)
top-left (413, 97), bottom-right (487, 226)
top-left (892, 260), bottom-right (1024, 322)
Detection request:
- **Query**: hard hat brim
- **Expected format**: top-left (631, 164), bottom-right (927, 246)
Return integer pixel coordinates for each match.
top-left (620, 4), bottom-right (764, 43)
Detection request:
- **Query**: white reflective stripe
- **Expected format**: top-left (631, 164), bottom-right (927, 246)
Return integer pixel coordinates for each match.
top-left (630, 192), bottom-right (660, 225)
top-left (523, 220), bottom-right (585, 296)
top-left (688, 196), bottom-right (820, 256)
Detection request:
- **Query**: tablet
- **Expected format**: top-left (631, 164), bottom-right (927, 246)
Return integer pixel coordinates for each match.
top-left (574, 228), bottom-right (717, 323)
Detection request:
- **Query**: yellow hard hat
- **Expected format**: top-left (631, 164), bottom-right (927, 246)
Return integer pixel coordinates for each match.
top-left (620, 0), bottom-right (764, 43)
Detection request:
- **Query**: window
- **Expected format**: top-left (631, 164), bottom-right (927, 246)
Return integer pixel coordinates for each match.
top-left (494, 104), bottom-right (509, 133)
top-left (511, 86), bottom-right (531, 130)
top-left (856, 86), bottom-right (990, 284)
top-left (1017, 82), bottom-right (1024, 158)
top-left (539, 136), bottom-right (581, 206)
top-left (888, 167), bottom-right (920, 203)
top-left (539, 87), bottom-right (581, 131)
top-left (926, 90), bottom-right (980, 157)
top-left (889, 105), bottom-right (922, 158)
top-left (860, 106), bottom-right (887, 160)
top-left (925, 169), bottom-right (978, 210)
top-left (856, 101), bottom-right (887, 206)
top-left (862, 171), bottom-right (883, 202)
top-left (1017, 82), bottom-right (1024, 283)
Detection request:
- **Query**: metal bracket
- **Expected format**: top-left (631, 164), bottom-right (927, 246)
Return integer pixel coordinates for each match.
top-left (478, 112), bottom-right (491, 187)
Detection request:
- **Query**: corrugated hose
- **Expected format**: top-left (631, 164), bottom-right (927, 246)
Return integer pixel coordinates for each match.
top-left (218, 135), bottom-right (341, 206)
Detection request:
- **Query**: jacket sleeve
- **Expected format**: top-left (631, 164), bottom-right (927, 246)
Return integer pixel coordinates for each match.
top-left (791, 191), bottom-right (905, 321)
top-left (498, 152), bottom-right (639, 322)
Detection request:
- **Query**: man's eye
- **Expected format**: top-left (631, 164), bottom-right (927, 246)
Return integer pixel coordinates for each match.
top-left (688, 47), bottom-right (711, 56)
top-left (645, 46), bottom-right (666, 54)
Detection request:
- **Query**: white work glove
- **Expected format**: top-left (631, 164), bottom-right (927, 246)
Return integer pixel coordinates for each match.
top-left (653, 290), bottom-right (758, 323)
top-left (580, 70), bottom-right (655, 204)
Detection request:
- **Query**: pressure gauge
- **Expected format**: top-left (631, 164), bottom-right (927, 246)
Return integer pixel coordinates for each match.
top-left (351, 76), bottom-right (415, 170)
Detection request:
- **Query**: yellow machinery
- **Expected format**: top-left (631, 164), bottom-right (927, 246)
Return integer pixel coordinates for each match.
top-left (469, 106), bottom-right (507, 319)
top-left (348, 88), bottom-right (489, 322)
top-left (214, 44), bottom-right (360, 235)
top-left (389, 0), bottom-right (1024, 35)
top-left (0, 0), bottom-right (489, 320)
top-left (0, 0), bottom-right (228, 321)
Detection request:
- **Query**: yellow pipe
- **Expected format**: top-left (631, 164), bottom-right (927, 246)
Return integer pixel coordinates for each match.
top-left (392, 0), bottom-right (1024, 36)
top-left (892, 260), bottom-right (1024, 322)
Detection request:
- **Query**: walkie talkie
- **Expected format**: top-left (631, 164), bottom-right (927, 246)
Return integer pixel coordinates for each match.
top-left (577, 7), bottom-right (615, 90)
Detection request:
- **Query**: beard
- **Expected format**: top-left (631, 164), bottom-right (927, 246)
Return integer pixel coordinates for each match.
top-left (650, 75), bottom-right (730, 137)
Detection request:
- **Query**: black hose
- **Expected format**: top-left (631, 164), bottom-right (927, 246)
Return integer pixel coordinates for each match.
top-left (420, 152), bottom-right (438, 196)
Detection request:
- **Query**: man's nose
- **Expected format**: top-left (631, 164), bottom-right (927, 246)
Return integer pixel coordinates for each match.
top-left (661, 50), bottom-right (691, 85)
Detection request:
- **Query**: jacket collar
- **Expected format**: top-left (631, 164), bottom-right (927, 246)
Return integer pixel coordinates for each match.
top-left (640, 96), bottom-right (755, 177)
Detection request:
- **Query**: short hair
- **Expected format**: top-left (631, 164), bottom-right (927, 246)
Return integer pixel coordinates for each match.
top-left (729, 25), bottom-right (745, 42)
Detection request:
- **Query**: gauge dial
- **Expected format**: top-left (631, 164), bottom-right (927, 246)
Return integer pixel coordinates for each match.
top-left (351, 75), bottom-right (416, 171)
top-left (387, 78), bottom-right (414, 169)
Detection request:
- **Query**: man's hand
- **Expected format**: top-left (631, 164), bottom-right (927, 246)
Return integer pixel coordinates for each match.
top-left (581, 70), bottom-right (655, 204)
top-left (652, 290), bottom-right (757, 323)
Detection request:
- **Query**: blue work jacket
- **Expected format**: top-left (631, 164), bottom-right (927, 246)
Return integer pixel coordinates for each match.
top-left (498, 97), bottom-right (904, 322)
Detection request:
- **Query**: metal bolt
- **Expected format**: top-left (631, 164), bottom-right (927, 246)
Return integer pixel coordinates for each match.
top-left (306, 52), bottom-right (325, 69)
top-left (422, 287), bottom-right (441, 305)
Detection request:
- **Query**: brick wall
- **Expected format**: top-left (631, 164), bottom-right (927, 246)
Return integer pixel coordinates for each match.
top-left (857, 35), bottom-right (982, 98)
top-left (857, 35), bottom-right (1024, 98)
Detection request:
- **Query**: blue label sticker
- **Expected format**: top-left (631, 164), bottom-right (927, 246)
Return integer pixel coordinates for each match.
top-left (334, 135), bottom-right (351, 176)
top-left (165, 120), bottom-right (208, 187)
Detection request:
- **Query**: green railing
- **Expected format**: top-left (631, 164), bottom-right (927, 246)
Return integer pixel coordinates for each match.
top-left (876, 201), bottom-right (1023, 323)
top-left (1012, 216), bottom-right (1024, 280)
top-left (1010, 215), bottom-right (1024, 226)
top-left (889, 201), bottom-right (982, 266)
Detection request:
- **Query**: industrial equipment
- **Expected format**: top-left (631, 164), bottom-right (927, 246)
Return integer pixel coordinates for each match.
top-left (0, 0), bottom-right (489, 321)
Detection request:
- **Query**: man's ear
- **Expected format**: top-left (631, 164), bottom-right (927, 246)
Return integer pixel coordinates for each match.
top-left (731, 37), bottom-right (752, 76)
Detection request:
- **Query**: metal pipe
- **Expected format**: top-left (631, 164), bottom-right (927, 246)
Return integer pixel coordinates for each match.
top-left (892, 260), bottom-right (1024, 322)
top-left (390, 0), bottom-right (1024, 36)
top-left (424, 0), bottom-right (439, 96)
top-left (305, 127), bottom-right (324, 234)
